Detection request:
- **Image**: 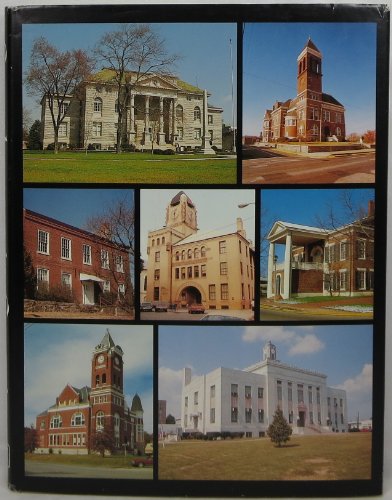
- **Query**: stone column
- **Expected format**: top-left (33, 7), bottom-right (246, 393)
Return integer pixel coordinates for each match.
top-left (143, 95), bottom-right (150, 144)
top-left (283, 232), bottom-right (292, 299)
top-left (158, 96), bottom-right (166, 145)
top-left (171, 98), bottom-right (178, 144)
top-left (200, 89), bottom-right (215, 154)
top-left (267, 242), bottom-right (275, 298)
top-left (129, 94), bottom-right (136, 144)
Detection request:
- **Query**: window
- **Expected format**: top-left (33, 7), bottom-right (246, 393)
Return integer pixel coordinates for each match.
top-left (118, 283), bottom-right (125, 296)
top-left (231, 407), bottom-right (238, 423)
top-left (201, 265), bottom-right (206, 277)
top-left (258, 409), bottom-right (264, 423)
top-left (194, 128), bottom-right (201, 139)
top-left (181, 250), bottom-right (185, 260)
top-left (154, 269), bottom-right (160, 281)
top-left (185, 396), bottom-right (188, 408)
top-left (208, 114), bottom-right (213, 124)
top-left (157, 238), bottom-right (160, 246)
top-left (194, 392), bottom-right (198, 405)
top-left (71, 413), bottom-right (85, 427)
top-left (83, 244), bottom-right (92, 265)
top-left (297, 384), bottom-right (304, 403)
top-left (210, 385), bottom-right (215, 398)
top-left (94, 98), bottom-right (102, 113)
top-left (96, 411), bottom-right (105, 430)
top-left (308, 386), bottom-right (313, 404)
top-left (356, 239), bottom-right (366, 259)
top-left (58, 122), bottom-right (68, 137)
top-left (201, 246), bottom-right (206, 257)
top-left (194, 248), bottom-right (200, 259)
top-left (288, 383), bottom-right (292, 402)
top-left (59, 101), bottom-right (69, 114)
top-left (209, 130), bottom-right (213, 141)
top-left (310, 107), bottom-right (319, 120)
top-left (101, 249), bottom-right (110, 269)
top-left (336, 113), bottom-right (342, 123)
top-left (339, 270), bottom-right (347, 291)
top-left (336, 127), bottom-right (342, 136)
top-left (231, 384), bottom-right (238, 397)
top-left (219, 240), bottom-right (227, 254)
top-left (245, 386), bottom-right (251, 399)
top-left (187, 266), bottom-right (192, 278)
top-left (177, 127), bottom-right (184, 140)
top-left (258, 387), bottom-right (264, 399)
top-left (221, 283), bottom-right (228, 300)
top-left (50, 415), bottom-right (62, 429)
top-left (210, 408), bottom-right (215, 423)
top-left (155, 251), bottom-right (160, 263)
top-left (340, 241), bottom-right (348, 260)
top-left (277, 381), bottom-right (282, 401)
top-left (38, 230), bottom-right (49, 254)
top-left (187, 249), bottom-right (192, 259)
top-left (356, 269), bottom-right (366, 290)
top-left (220, 262), bottom-right (228, 275)
top-left (175, 251), bottom-right (180, 261)
top-left (181, 267), bottom-right (186, 279)
top-left (93, 122), bottom-right (102, 136)
top-left (245, 408), bottom-right (252, 423)
top-left (316, 388), bottom-right (321, 405)
top-left (239, 241), bottom-right (242, 253)
top-left (194, 106), bottom-right (201, 121)
top-left (209, 284), bottom-right (216, 300)
top-left (322, 109), bottom-right (331, 122)
top-left (114, 100), bottom-right (119, 113)
top-left (194, 266), bottom-right (199, 278)
top-left (37, 268), bottom-right (49, 288)
top-left (61, 237), bottom-right (71, 260)
top-left (176, 105), bottom-right (183, 121)
top-left (103, 280), bottom-right (110, 292)
top-left (154, 287), bottom-right (159, 301)
top-left (116, 255), bottom-right (124, 273)
top-left (61, 273), bottom-right (71, 289)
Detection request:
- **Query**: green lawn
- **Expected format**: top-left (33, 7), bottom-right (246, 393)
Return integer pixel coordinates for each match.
top-left (23, 151), bottom-right (237, 184)
top-left (159, 433), bottom-right (372, 481)
top-left (287, 295), bottom-right (372, 304)
top-left (25, 452), bottom-right (137, 468)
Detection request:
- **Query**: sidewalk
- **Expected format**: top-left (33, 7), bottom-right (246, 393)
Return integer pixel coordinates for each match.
top-left (261, 298), bottom-right (373, 318)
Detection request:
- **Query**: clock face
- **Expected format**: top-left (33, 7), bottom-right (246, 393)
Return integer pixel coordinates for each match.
top-left (97, 355), bottom-right (104, 364)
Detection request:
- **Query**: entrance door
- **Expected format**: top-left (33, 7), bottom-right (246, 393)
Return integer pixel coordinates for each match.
top-left (298, 411), bottom-right (305, 427)
top-left (83, 282), bottom-right (95, 305)
top-left (193, 416), bottom-right (198, 430)
top-left (182, 286), bottom-right (202, 306)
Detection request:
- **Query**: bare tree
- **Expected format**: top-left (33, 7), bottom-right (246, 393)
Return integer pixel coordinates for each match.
top-left (25, 37), bottom-right (93, 153)
top-left (23, 107), bottom-right (32, 143)
top-left (94, 24), bottom-right (178, 153)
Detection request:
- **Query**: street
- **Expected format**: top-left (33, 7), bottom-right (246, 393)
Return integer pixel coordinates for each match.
top-left (25, 460), bottom-right (153, 479)
top-left (242, 147), bottom-right (375, 184)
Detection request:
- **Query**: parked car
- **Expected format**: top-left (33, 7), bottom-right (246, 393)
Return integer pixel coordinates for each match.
top-left (154, 302), bottom-right (168, 312)
top-left (201, 315), bottom-right (246, 321)
top-left (188, 304), bottom-right (205, 314)
top-left (140, 302), bottom-right (154, 312)
top-left (131, 456), bottom-right (153, 468)
top-left (145, 442), bottom-right (153, 456)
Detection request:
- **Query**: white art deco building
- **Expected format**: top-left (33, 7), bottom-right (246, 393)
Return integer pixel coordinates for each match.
top-left (181, 341), bottom-right (347, 437)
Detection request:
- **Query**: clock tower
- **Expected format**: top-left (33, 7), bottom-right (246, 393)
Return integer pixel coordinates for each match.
top-left (90, 330), bottom-right (126, 449)
top-left (165, 191), bottom-right (198, 237)
top-left (297, 37), bottom-right (322, 96)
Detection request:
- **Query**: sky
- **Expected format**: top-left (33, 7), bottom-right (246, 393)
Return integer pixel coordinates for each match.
top-left (22, 23), bottom-right (237, 126)
top-left (140, 189), bottom-right (255, 263)
top-left (24, 188), bottom-right (134, 230)
top-left (159, 324), bottom-right (373, 423)
top-left (260, 187), bottom-right (375, 267)
top-left (24, 323), bottom-right (154, 433)
top-left (243, 23), bottom-right (377, 136)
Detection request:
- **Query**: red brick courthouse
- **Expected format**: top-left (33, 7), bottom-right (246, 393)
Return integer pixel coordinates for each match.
top-left (35, 331), bottom-right (145, 454)
top-left (24, 209), bottom-right (131, 308)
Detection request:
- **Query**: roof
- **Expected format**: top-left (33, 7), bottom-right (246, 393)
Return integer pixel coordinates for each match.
top-left (170, 191), bottom-right (195, 208)
top-left (322, 93), bottom-right (344, 107)
top-left (72, 385), bottom-right (91, 403)
top-left (173, 227), bottom-right (241, 246)
top-left (304, 37), bottom-right (321, 54)
top-left (131, 393), bottom-right (144, 412)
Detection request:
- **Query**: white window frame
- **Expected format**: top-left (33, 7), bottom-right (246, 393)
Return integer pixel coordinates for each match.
top-left (83, 244), bottom-right (92, 265)
top-left (101, 249), bottom-right (110, 269)
top-left (58, 122), bottom-right (68, 137)
top-left (93, 122), bottom-right (102, 137)
top-left (61, 237), bottom-right (72, 260)
top-left (61, 272), bottom-right (72, 289)
top-left (194, 128), bottom-right (201, 140)
top-left (340, 240), bottom-right (347, 261)
top-left (357, 268), bottom-right (367, 290)
top-left (37, 268), bottom-right (49, 285)
top-left (103, 280), bottom-right (110, 293)
top-left (357, 239), bottom-right (366, 259)
top-left (38, 230), bottom-right (50, 254)
top-left (339, 269), bottom-right (347, 291)
top-left (118, 283), bottom-right (125, 296)
top-left (94, 98), bottom-right (103, 114)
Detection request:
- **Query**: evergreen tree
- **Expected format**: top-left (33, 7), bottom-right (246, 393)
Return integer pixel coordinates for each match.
top-left (24, 246), bottom-right (36, 298)
top-left (267, 407), bottom-right (292, 447)
top-left (28, 120), bottom-right (42, 150)
top-left (165, 414), bottom-right (176, 424)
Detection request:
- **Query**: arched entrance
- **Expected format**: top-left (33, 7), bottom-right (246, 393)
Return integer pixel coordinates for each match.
top-left (323, 126), bottom-right (330, 139)
top-left (180, 286), bottom-right (202, 306)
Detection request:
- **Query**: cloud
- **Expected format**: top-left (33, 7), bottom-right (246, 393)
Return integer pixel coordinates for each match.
top-left (337, 364), bottom-right (373, 393)
top-left (242, 326), bottom-right (323, 356)
top-left (288, 334), bottom-right (325, 355)
top-left (158, 367), bottom-right (184, 420)
top-left (337, 364), bottom-right (373, 420)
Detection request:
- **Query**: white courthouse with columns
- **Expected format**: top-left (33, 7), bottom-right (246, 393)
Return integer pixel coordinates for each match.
top-left (181, 341), bottom-right (347, 437)
top-left (41, 69), bottom-right (223, 152)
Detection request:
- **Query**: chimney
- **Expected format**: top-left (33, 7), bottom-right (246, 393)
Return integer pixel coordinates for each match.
top-left (236, 217), bottom-right (246, 237)
top-left (368, 200), bottom-right (375, 217)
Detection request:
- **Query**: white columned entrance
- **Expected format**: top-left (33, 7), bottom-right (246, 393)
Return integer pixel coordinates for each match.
top-left (158, 96), bottom-right (166, 145)
top-left (283, 233), bottom-right (292, 299)
top-left (267, 242), bottom-right (275, 298)
top-left (143, 95), bottom-right (150, 144)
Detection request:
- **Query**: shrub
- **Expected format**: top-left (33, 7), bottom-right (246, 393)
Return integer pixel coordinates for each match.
top-left (162, 149), bottom-right (175, 155)
top-left (36, 284), bottom-right (74, 303)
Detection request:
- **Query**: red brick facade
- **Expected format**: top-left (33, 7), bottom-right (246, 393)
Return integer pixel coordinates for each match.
top-left (35, 331), bottom-right (144, 455)
top-left (24, 209), bottom-right (131, 307)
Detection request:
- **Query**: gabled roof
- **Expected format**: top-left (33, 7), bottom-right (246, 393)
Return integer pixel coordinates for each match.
top-left (268, 220), bottom-right (328, 245)
top-left (304, 38), bottom-right (321, 54)
top-left (170, 191), bottom-right (195, 208)
top-left (322, 93), bottom-right (344, 107)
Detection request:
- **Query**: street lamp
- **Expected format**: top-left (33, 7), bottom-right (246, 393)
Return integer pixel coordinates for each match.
top-left (238, 202), bottom-right (255, 209)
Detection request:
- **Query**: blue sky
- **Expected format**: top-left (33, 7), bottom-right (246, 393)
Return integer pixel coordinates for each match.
top-left (24, 188), bottom-right (134, 230)
top-left (24, 323), bottom-right (154, 432)
top-left (23, 23), bottom-right (236, 125)
top-left (140, 189), bottom-right (255, 263)
top-left (159, 324), bottom-right (373, 422)
top-left (261, 188), bottom-right (375, 265)
top-left (243, 23), bottom-right (377, 136)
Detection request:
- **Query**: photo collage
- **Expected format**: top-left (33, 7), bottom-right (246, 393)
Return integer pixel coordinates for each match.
top-left (7, 5), bottom-right (389, 497)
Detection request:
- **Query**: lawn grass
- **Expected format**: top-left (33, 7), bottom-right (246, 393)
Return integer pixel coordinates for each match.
top-left (23, 151), bottom-right (237, 184)
top-left (25, 452), bottom-right (137, 469)
top-left (158, 433), bottom-right (372, 481)
top-left (288, 295), bottom-right (373, 304)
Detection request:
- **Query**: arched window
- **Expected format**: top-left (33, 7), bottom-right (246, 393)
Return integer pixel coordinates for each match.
top-left (181, 250), bottom-right (185, 260)
top-left (162, 237), bottom-right (165, 244)
top-left (187, 249), bottom-right (192, 259)
top-left (50, 415), bottom-right (62, 429)
top-left (102, 373), bottom-right (106, 384)
top-left (194, 106), bottom-right (201, 121)
top-left (71, 412), bottom-right (85, 427)
top-left (94, 97), bottom-right (103, 114)
top-left (152, 239), bottom-right (155, 247)
top-left (175, 251), bottom-right (180, 261)
top-left (336, 127), bottom-right (342, 137)
top-left (194, 248), bottom-right (200, 259)
top-left (201, 246), bottom-right (206, 257)
top-left (96, 411), bottom-right (105, 430)
top-left (96, 374), bottom-right (100, 385)
top-left (176, 105), bottom-right (183, 121)
top-left (157, 238), bottom-right (160, 246)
